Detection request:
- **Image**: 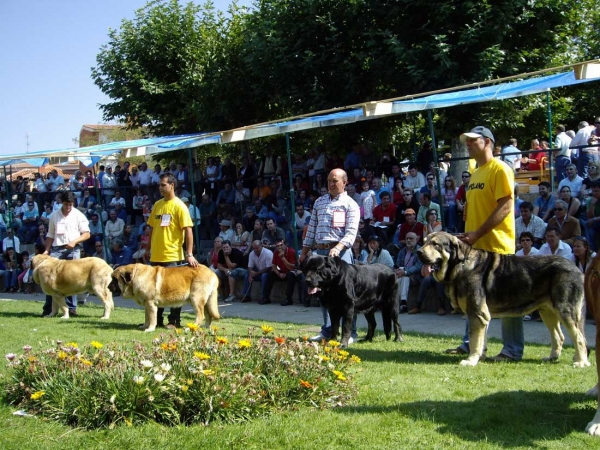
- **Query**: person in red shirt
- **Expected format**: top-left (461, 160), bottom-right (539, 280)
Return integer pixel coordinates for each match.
top-left (371, 191), bottom-right (397, 240)
top-left (394, 209), bottom-right (424, 247)
top-left (522, 139), bottom-right (545, 171)
top-left (455, 171), bottom-right (470, 233)
top-left (266, 238), bottom-right (306, 306)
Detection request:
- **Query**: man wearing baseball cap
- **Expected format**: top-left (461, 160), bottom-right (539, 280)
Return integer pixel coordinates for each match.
top-left (394, 208), bottom-right (424, 247)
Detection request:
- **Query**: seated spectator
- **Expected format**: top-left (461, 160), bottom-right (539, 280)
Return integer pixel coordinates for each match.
top-left (252, 176), bottom-right (271, 200)
top-left (250, 218), bottom-right (265, 243)
top-left (35, 224), bottom-right (48, 248)
top-left (110, 239), bottom-right (133, 269)
top-left (18, 201), bottom-right (39, 244)
top-left (394, 208), bottom-right (424, 247)
top-left (3, 247), bottom-right (21, 293)
top-left (109, 190), bottom-right (126, 208)
top-left (218, 219), bottom-right (235, 242)
top-left (417, 192), bottom-right (441, 224)
top-left (231, 222), bottom-right (250, 255)
top-left (199, 194), bottom-right (217, 240)
top-left (547, 200), bottom-right (581, 247)
top-left (297, 189), bottom-right (313, 212)
top-left (515, 232), bottom-right (540, 256)
top-left (394, 232), bottom-right (423, 314)
top-left (287, 203), bottom-right (311, 247)
top-left (121, 224), bottom-right (138, 252)
top-left (515, 201), bottom-right (546, 249)
top-left (216, 181), bottom-right (236, 205)
top-left (419, 174), bottom-right (439, 204)
top-left (242, 207), bottom-right (258, 232)
top-left (404, 164), bottom-right (426, 192)
top-left (105, 210), bottom-right (125, 244)
top-left (441, 175), bottom-right (458, 232)
top-left (242, 240), bottom-right (273, 304)
top-left (358, 235), bottom-right (394, 268)
top-left (557, 164), bottom-right (584, 199)
top-left (217, 240), bottom-right (247, 303)
top-left (570, 236), bottom-right (596, 273)
top-left (345, 183), bottom-right (361, 206)
top-left (410, 268), bottom-right (448, 315)
top-left (351, 236), bottom-right (368, 262)
top-left (114, 202), bottom-right (128, 223)
top-left (234, 181), bottom-right (252, 212)
top-left (558, 185), bottom-right (581, 217)
top-left (371, 191), bottom-right (397, 240)
top-left (132, 225), bottom-right (150, 263)
top-left (77, 189), bottom-right (96, 213)
top-left (265, 238), bottom-right (305, 306)
top-left (39, 204), bottom-right (53, 227)
top-left (585, 182), bottom-right (600, 251)
top-left (2, 228), bottom-right (20, 253)
top-left (538, 227), bottom-right (572, 257)
top-left (17, 251), bottom-right (32, 293)
top-left (131, 188), bottom-right (147, 226)
top-left (92, 241), bottom-right (112, 263)
top-left (261, 218), bottom-right (285, 251)
top-left (253, 198), bottom-right (269, 220)
top-left (422, 209), bottom-right (443, 240)
top-left (371, 177), bottom-right (390, 205)
top-left (360, 179), bottom-right (376, 223)
top-left (207, 237), bottom-right (223, 272)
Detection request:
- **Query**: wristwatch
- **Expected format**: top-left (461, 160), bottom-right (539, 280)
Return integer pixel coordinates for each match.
top-left (186, 254), bottom-right (193, 258)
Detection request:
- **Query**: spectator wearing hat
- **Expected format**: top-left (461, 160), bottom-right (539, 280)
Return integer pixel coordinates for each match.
top-left (394, 208), bottom-right (424, 247)
top-left (218, 219), bottom-right (235, 242)
top-left (264, 238), bottom-right (305, 306)
top-left (358, 235), bottom-right (394, 268)
top-left (181, 197), bottom-right (201, 228)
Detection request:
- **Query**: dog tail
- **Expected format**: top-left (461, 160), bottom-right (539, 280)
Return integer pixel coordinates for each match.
top-left (205, 274), bottom-right (221, 323)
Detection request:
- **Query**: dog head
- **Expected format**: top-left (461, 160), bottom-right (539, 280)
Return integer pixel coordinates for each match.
top-left (416, 232), bottom-right (468, 282)
top-left (301, 255), bottom-right (342, 295)
top-left (111, 264), bottom-right (137, 298)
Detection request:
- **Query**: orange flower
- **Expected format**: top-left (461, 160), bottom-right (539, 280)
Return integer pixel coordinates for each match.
top-left (299, 380), bottom-right (313, 389)
top-left (216, 336), bottom-right (228, 345)
top-left (274, 336), bottom-right (285, 345)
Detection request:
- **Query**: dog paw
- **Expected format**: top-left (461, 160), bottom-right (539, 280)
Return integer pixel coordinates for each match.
top-left (586, 384), bottom-right (599, 397)
top-left (573, 360), bottom-right (591, 368)
top-left (586, 411), bottom-right (600, 436)
top-left (100, 316), bottom-right (110, 320)
top-left (542, 356), bottom-right (559, 362)
top-left (60, 316), bottom-right (70, 319)
top-left (459, 358), bottom-right (479, 367)
top-left (143, 328), bottom-right (156, 333)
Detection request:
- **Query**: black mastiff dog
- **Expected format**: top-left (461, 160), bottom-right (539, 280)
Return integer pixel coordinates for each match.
top-left (417, 232), bottom-right (590, 368)
top-left (302, 255), bottom-right (402, 347)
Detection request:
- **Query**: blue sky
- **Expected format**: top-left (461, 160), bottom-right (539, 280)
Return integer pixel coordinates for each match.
top-left (0, 0), bottom-right (251, 156)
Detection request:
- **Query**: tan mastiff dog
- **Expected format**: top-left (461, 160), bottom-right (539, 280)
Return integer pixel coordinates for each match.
top-left (585, 253), bottom-right (600, 436)
top-left (111, 263), bottom-right (220, 332)
top-left (32, 254), bottom-right (114, 319)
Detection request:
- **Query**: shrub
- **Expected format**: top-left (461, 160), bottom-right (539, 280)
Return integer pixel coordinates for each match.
top-left (3, 325), bottom-right (359, 429)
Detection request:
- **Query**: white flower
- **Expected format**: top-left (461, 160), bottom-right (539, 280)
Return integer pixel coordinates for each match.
top-left (148, 395), bottom-right (154, 402)
top-left (133, 376), bottom-right (145, 385)
top-left (299, 355), bottom-right (306, 360)
top-left (110, 394), bottom-right (116, 404)
top-left (154, 373), bottom-right (165, 383)
top-left (22, 345), bottom-right (32, 353)
top-left (160, 363), bottom-right (171, 372)
top-left (140, 360), bottom-right (153, 369)
top-left (5, 353), bottom-right (16, 361)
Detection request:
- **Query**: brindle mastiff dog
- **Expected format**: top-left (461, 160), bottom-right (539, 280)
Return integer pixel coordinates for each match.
top-left (416, 232), bottom-right (589, 368)
top-left (584, 253), bottom-right (600, 436)
top-left (112, 263), bottom-right (220, 332)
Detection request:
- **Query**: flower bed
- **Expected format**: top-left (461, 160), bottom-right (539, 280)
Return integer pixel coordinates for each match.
top-left (3, 324), bottom-right (359, 429)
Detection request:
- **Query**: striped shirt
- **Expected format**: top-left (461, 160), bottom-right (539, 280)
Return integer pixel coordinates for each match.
top-left (303, 192), bottom-right (360, 249)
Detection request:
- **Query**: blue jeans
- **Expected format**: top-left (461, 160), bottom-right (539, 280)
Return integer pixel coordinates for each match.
top-left (459, 317), bottom-right (522, 359)
top-left (555, 155), bottom-right (570, 183)
top-left (243, 271), bottom-right (270, 300)
top-left (42, 247), bottom-right (81, 315)
top-left (314, 247), bottom-right (358, 339)
top-left (4, 270), bottom-right (19, 289)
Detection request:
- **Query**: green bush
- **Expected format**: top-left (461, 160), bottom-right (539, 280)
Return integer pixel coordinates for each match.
top-left (3, 324), bottom-right (358, 429)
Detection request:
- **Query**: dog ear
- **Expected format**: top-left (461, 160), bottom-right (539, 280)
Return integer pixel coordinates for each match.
top-left (123, 270), bottom-right (132, 284)
top-left (452, 235), bottom-right (467, 261)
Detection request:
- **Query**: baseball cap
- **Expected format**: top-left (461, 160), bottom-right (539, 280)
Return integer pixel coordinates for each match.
top-left (404, 208), bottom-right (416, 215)
top-left (460, 126), bottom-right (495, 144)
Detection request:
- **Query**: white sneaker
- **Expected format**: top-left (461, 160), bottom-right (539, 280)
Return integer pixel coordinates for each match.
top-left (523, 315), bottom-right (532, 321)
top-left (348, 337), bottom-right (355, 345)
top-left (309, 333), bottom-right (326, 342)
top-left (224, 294), bottom-right (236, 303)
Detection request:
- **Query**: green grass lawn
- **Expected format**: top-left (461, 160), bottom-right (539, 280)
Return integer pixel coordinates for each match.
top-left (0, 299), bottom-right (598, 450)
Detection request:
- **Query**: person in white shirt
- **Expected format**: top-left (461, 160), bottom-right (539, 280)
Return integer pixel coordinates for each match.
top-left (557, 164), bottom-right (584, 199)
top-left (501, 138), bottom-right (522, 170)
top-left (515, 232), bottom-right (540, 256)
top-left (554, 124), bottom-right (572, 182)
top-left (182, 197), bottom-right (200, 226)
top-left (404, 164), bottom-right (426, 191)
top-left (242, 240), bottom-right (273, 303)
top-left (45, 170), bottom-right (65, 192)
top-left (2, 228), bottom-right (20, 253)
top-left (570, 121), bottom-right (596, 178)
top-left (538, 227), bottom-right (572, 258)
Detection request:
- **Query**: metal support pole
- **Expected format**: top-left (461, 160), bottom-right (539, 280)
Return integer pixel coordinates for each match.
top-left (187, 148), bottom-right (201, 258)
top-left (427, 110), bottom-right (445, 230)
top-left (286, 133), bottom-right (298, 255)
top-left (546, 89), bottom-right (555, 190)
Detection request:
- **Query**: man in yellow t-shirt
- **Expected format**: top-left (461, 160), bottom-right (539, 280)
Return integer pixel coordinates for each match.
top-left (447, 126), bottom-right (521, 363)
top-left (146, 173), bottom-right (199, 329)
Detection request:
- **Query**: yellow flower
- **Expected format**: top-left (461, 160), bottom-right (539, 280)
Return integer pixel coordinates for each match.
top-left (261, 324), bottom-right (274, 334)
top-left (350, 355), bottom-right (361, 364)
top-left (125, 418), bottom-right (132, 427)
top-left (65, 342), bottom-right (78, 348)
top-left (80, 359), bottom-right (93, 366)
top-left (318, 355), bottom-right (330, 362)
top-left (90, 341), bottom-right (103, 349)
top-left (216, 336), bottom-right (228, 345)
top-left (30, 391), bottom-right (45, 400)
top-left (302, 335), bottom-right (309, 342)
top-left (202, 369), bottom-right (215, 376)
top-left (27, 356), bottom-right (37, 362)
top-left (211, 325), bottom-right (219, 334)
top-left (328, 340), bottom-right (341, 348)
top-left (338, 350), bottom-right (349, 357)
top-left (186, 378), bottom-right (194, 385)
top-left (324, 346), bottom-right (332, 353)
top-left (57, 351), bottom-right (68, 360)
top-left (332, 370), bottom-right (346, 381)
top-left (186, 323), bottom-right (199, 332)
top-left (299, 380), bottom-right (313, 389)
top-left (238, 339), bottom-right (252, 349)
top-left (194, 351), bottom-right (211, 360)
top-left (181, 385), bottom-right (189, 393)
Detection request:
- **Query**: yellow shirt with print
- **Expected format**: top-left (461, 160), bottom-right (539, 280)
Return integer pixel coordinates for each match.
top-left (147, 197), bottom-right (193, 263)
top-left (465, 158), bottom-right (515, 254)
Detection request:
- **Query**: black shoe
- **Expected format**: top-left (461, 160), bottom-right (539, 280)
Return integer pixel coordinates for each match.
top-left (69, 310), bottom-right (78, 317)
top-left (281, 300), bottom-right (293, 306)
top-left (399, 304), bottom-right (408, 314)
top-left (241, 297), bottom-right (252, 303)
top-left (258, 298), bottom-right (271, 305)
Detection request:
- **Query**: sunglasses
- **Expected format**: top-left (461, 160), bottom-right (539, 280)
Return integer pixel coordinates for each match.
top-left (427, 178), bottom-right (434, 180)
top-left (462, 175), bottom-right (470, 178)
top-left (553, 208), bottom-right (564, 212)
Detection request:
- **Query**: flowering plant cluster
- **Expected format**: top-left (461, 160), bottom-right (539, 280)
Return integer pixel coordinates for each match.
top-left (3, 325), bottom-right (359, 429)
